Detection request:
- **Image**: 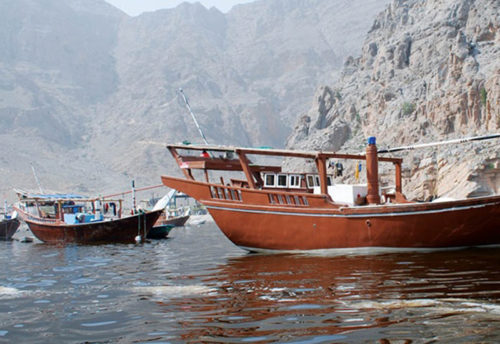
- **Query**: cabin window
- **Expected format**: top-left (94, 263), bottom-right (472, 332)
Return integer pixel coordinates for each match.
top-left (315, 176), bottom-right (320, 186)
top-left (289, 175), bottom-right (302, 189)
top-left (277, 174), bottom-right (288, 188)
top-left (264, 174), bottom-right (276, 187)
top-left (327, 176), bottom-right (332, 186)
top-left (307, 175), bottom-right (315, 188)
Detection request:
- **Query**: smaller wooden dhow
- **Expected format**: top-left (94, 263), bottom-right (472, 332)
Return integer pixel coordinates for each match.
top-left (14, 191), bottom-right (162, 244)
top-left (161, 134), bottom-right (500, 253)
top-left (146, 190), bottom-right (190, 239)
top-left (0, 213), bottom-right (20, 240)
top-left (148, 213), bottom-right (190, 239)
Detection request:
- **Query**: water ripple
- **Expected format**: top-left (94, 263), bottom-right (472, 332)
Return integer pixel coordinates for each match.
top-left (0, 223), bottom-right (499, 343)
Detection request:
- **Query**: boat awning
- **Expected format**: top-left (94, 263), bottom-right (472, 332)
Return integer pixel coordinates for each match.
top-left (15, 189), bottom-right (87, 200)
top-left (28, 193), bottom-right (86, 199)
top-left (176, 156), bottom-right (281, 172)
top-left (167, 143), bottom-right (403, 164)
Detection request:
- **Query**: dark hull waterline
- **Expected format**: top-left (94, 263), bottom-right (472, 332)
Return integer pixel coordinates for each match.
top-left (0, 218), bottom-right (21, 240)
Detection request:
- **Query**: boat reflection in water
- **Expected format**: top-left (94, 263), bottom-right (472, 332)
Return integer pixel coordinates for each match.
top-left (154, 249), bottom-right (500, 343)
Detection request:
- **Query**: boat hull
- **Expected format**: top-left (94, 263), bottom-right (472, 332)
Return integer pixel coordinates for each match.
top-left (147, 214), bottom-right (189, 239)
top-left (164, 215), bottom-right (190, 227)
top-left (147, 224), bottom-right (174, 239)
top-left (207, 200), bottom-right (500, 251)
top-left (162, 176), bottom-right (500, 251)
top-left (16, 209), bottom-right (162, 244)
top-left (0, 218), bottom-right (20, 240)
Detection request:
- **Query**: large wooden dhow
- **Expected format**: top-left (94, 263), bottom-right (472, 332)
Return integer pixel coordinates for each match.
top-left (14, 192), bottom-right (162, 244)
top-left (161, 135), bottom-right (500, 253)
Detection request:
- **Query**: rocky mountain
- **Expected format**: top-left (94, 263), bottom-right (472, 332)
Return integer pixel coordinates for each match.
top-left (0, 0), bottom-right (125, 200)
top-left (288, 0), bottom-right (500, 200)
top-left (0, 0), bottom-right (389, 200)
top-left (88, 0), bottom-right (391, 186)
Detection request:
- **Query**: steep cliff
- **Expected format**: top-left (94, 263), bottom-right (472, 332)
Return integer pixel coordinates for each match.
top-left (0, 0), bottom-right (390, 199)
top-left (0, 0), bottom-right (125, 199)
top-left (288, 0), bottom-right (500, 200)
top-left (84, 0), bottom-right (391, 190)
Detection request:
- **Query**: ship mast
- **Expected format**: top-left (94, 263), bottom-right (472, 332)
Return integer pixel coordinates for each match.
top-left (30, 162), bottom-right (44, 194)
top-left (178, 88), bottom-right (210, 145)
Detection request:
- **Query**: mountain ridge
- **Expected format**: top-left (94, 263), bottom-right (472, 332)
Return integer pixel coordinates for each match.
top-left (287, 0), bottom-right (499, 200)
top-left (0, 0), bottom-right (389, 200)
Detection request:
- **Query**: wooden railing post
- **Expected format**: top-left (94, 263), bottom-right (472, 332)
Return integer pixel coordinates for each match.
top-left (315, 154), bottom-right (328, 195)
top-left (236, 150), bottom-right (256, 189)
top-left (394, 161), bottom-right (402, 193)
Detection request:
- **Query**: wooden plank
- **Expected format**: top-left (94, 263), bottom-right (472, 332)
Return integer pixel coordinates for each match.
top-left (168, 147), bottom-right (193, 180)
top-left (315, 155), bottom-right (329, 195)
top-left (169, 144), bottom-right (402, 164)
top-left (176, 156), bottom-right (281, 172)
top-left (237, 151), bottom-right (256, 189)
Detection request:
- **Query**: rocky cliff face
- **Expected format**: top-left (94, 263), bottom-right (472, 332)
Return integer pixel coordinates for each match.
top-left (87, 0), bottom-right (391, 186)
top-left (1, 0), bottom-right (390, 199)
top-left (0, 0), bottom-right (125, 199)
top-left (288, 0), bottom-right (500, 200)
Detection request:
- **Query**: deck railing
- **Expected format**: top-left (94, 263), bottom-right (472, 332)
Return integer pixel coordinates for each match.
top-left (209, 185), bottom-right (243, 202)
top-left (267, 193), bottom-right (309, 206)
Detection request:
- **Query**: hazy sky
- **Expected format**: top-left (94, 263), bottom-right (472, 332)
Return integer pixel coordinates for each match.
top-left (104, 0), bottom-right (255, 16)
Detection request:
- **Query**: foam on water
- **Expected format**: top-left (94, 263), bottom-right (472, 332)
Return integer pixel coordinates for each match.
top-left (345, 298), bottom-right (500, 316)
top-left (0, 286), bottom-right (25, 299)
top-left (81, 320), bottom-right (117, 327)
top-left (134, 285), bottom-right (217, 298)
top-left (348, 299), bottom-right (440, 309)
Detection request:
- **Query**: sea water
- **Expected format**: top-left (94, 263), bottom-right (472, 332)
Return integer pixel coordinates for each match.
top-left (0, 223), bottom-right (499, 343)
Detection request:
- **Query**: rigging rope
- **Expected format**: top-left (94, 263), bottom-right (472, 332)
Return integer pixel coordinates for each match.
top-left (378, 133), bottom-right (500, 154)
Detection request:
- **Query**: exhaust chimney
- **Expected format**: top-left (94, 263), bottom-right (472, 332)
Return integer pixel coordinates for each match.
top-left (366, 137), bottom-right (380, 205)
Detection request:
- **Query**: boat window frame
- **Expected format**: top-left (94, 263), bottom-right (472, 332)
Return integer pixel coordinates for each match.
top-left (306, 174), bottom-right (321, 188)
top-left (288, 174), bottom-right (302, 189)
top-left (276, 174), bottom-right (288, 188)
top-left (306, 175), bottom-right (316, 188)
top-left (264, 173), bottom-right (276, 187)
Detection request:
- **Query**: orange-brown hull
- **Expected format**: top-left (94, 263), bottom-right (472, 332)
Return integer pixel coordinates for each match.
top-left (162, 176), bottom-right (500, 252)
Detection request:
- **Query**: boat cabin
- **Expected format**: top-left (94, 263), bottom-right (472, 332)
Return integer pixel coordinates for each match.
top-left (15, 191), bottom-right (124, 224)
top-left (262, 172), bottom-right (336, 190)
top-left (166, 140), bottom-right (405, 207)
